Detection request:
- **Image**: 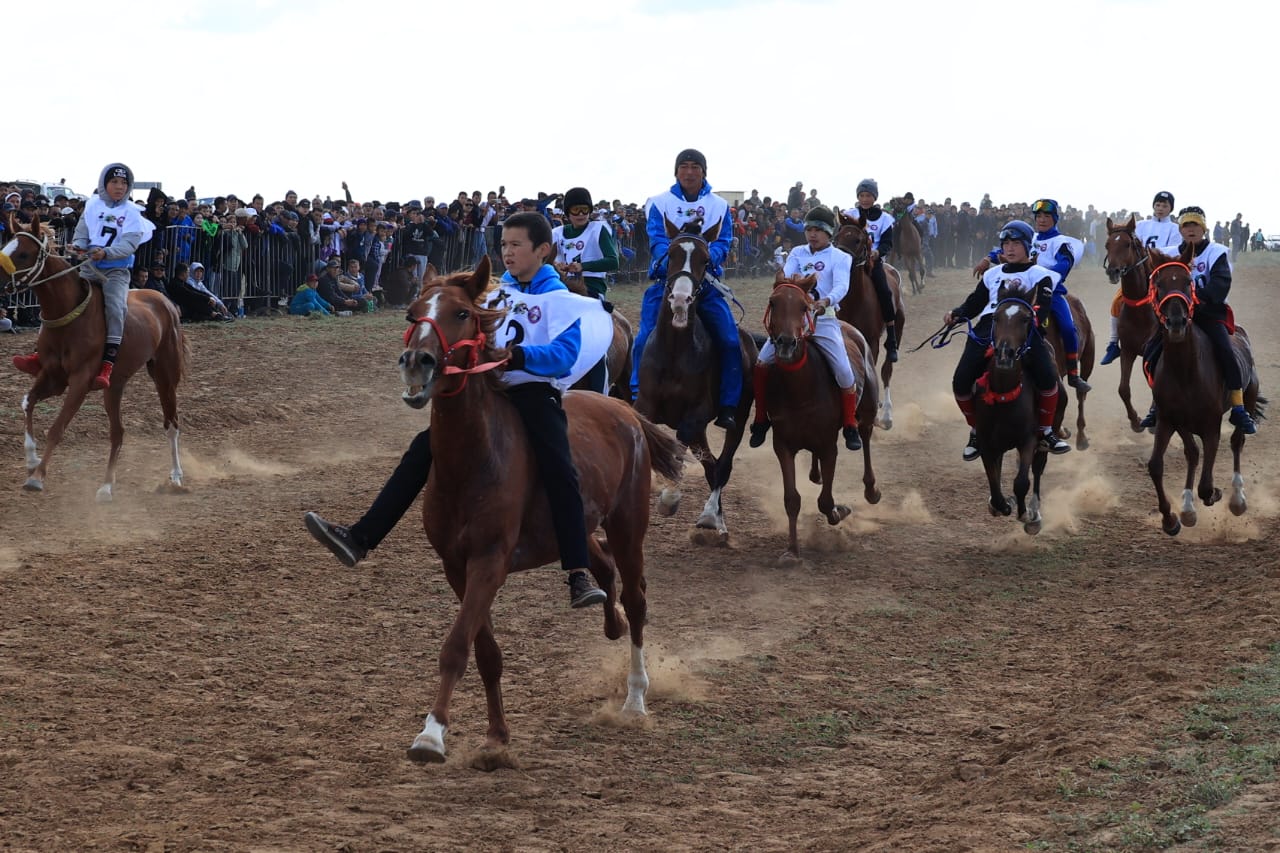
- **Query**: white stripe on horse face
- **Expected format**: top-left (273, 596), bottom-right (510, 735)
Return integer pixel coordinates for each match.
top-left (411, 292), bottom-right (441, 349)
top-left (1, 238), bottom-right (18, 258)
top-left (678, 240), bottom-right (696, 275)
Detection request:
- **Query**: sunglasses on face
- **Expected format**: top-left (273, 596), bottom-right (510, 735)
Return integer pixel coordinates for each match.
top-left (568, 206), bottom-right (591, 216)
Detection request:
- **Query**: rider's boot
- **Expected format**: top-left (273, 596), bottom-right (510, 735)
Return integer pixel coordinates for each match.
top-left (1065, 354), bottom-right (1091, 392)
top-left (12, 352), bottom-right (41, 375)
top-left (748, 363), bottom-right (771, 448)
top-left (841, 389), bottom-right (862, 451)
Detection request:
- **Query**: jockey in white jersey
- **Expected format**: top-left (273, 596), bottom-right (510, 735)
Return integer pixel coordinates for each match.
top-left (748, 206), bottom-right (863, 451)
top-left (552, 185), bottom-right (619, 393)
top-left (946, 220), bottom-right (1072, 460)
top-left (840, 178), bottom-right (900, 361)
top-left (1100, 190), bottom-right (1180, 365)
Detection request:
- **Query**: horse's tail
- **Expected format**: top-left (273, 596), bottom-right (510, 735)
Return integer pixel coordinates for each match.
top-left (638, 414), bottom-right (685, 482)
top-left (1253, 394), bottom-right (1268, 421)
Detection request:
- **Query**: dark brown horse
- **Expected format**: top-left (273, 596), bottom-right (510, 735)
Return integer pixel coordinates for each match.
top-left (635, 217), bottom-right (757, 545)
top-left (760, 273), bottom-right (880, 560)
top-left (1145, 249), bottom-right (1259, 535)
top-left (396, 256), bottom-right (684, 764)
top-left (834, 213), bottom-right (906, 429)
top-left (973, 293), bottom-right (1062, 535)
top-left (1, 215), bottom-right (187, 499)
top-left (887, 209), bottom-right (926, 294)
top-left (1040, 291), bottom-right (1095, 450)
top-left (1103, 215), bottom-right (1159, 431)
top-left (561, 275), bottom-right (634, 400)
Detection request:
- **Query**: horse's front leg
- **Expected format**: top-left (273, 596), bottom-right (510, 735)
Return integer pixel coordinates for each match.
top-left (1075, 386), bottom-right (1089, 451)
top-left (25, 375), bottom-right (90, 493)
top-left (982, 448), bottom-right (1011, 517)
top-left (409, 556), bottom-right (506, 764)
top-left (1197, 428), bottom-right (1222, 508)
top-left (1172, 427), bottom-right (1202, 526)
top-left (1117, 352), bottom-right (1144, 432)
top-left (1228, 426), bottom-right (1248, 516)
top-left (815, 445), bottom-right (850, 529)
top-left (20, 374), bottom-right (61, 477)
top-left (776, 445), bottom-right (802, 562)
top-left (1013, 443), bottom-right (1041, 535)
top-left (690, 433), bottom-right (729, 547)
top-left (1147, 422), bottom-right (1180, 535)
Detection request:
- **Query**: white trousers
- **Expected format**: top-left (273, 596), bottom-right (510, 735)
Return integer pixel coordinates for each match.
top-left (758, 316), bottom-right (856, 390)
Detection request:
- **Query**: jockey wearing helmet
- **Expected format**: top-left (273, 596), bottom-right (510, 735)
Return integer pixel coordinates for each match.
top-left (631, 148), bottom-right (743, 430)
top-left (749, 205), bottom-right (862, 452)
top-left (840, 178), bottom-right (900, 361)
top-left (945, 219), bottom-right (1072, 460)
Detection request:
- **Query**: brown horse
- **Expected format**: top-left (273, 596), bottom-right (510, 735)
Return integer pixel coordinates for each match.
top-left (760, 273), bottom-right (880, 560)
top-left (635, 217), bottom-right (757, 545)
top-left (1, 215), bottom-right (187, 500)
top-left (1145, 249), bottom-right (1260, 536)
top-left (1103, 215), bottom-right (1159, 431)
top-left (397, 257), bottom-right (684, 764)
top-left (973, 293), bottom-right (1061, 535)
top-left (888, 209), bottom-right (926, 294)
top-left (834, 212), bottom-right (906, 429)
top-left (561, 275), bottom-right (634, 400)
top-left (1040, 292), bottom-right (1095, 450)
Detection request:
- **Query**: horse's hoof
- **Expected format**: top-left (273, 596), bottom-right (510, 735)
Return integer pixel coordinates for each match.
top-left (690, 526), bottom-right (728, 548)
top-left (468, 745), bottom-right (519, 772)
top-left (156, 480), bottom-right (191, 495)
top-left (827, 505), bottom-right (852, 526)
top-left (1024, 515), bottom-right (1042, 536)
top-left (407, 738), bottom-right (447, 764)
top-left (988, 498), bottom-right (1011, 517)
top-left (656, 491), bottom-right (681, 517)
top-left (1077, 436), bottom-right (1089, 451)
top-left (777, 549), bottom-right (802, 567)
top-left (1180, 510), bottom-right (1197, 528)
top-left (1229, 497), bottom-right (1247, 517)
top-left (1130, 420), bottom-right (1145, 434)
top-left (1163, 518), bottom-right (1182, 537)
top-left (808, 469), bottom-right (821, 485)
top-left (95, 484), bottom-right (113, 503)
top-left (22, 478), bottom-right (43, 493)
top-left (865, 487), bottom-right (882, 505)
top-left (1204, 488), bottom-right (1222, 507)
top-left (1058, 427), bottom-right (1072, 440)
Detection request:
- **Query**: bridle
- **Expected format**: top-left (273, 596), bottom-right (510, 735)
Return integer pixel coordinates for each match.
top-left (403, 293), bottom-right (507, 398)
top-left (763, 281), bottom-right (817, 371)
top-left (1148, 261), bottom-right (1197, 326)
top-left (835, 224), bottom-right (870, 266)
top-left (664, 231), bottom-right (711, 296)
top-left (0, 229), bottom-right (91, 295)
top-left (989, 297), bottom-right (1037, 361)
top-left (1103, 228), bottom-right (1150, 286)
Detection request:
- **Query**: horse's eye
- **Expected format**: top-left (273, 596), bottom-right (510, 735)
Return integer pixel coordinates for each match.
top-left (405, 313), bottom-right (415, 323)
top-left (456, 309), bottom-right (470, 320)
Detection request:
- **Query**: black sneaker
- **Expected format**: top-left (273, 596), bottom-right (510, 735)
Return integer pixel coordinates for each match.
top-left (567, 570), bottom-right (606, 608)
top-left (748, 421), bottom-right (770, 448)
top-left (1139, 406), bottom-right (1157, 431)
top-left (714, 405), bottom-right (737, 431)
top-left (1039, 431), bottom-right (1072, 454)
top-left (843, 425), bottom-right (862, 451)
top-left (1067, 374), bottom-right (1092, 393)
top-left (962, 430), bottom-right (980, 462)
top-left (303, 511), bottom-right (367, 567)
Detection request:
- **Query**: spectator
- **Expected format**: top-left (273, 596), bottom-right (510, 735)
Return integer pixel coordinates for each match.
top-left (289, 274), bottom-right (333, 316)
top-left (315, 259), bottom-right (361, 314)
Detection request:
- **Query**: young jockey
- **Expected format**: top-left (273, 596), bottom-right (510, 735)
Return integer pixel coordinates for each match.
top-left (553, 186), bottom-right (618, 393)
top-left (946, 220), bottom-right (1072, 461)
top-left (840, 178), bottom-right (900, 361)
top-left (630, 148), bottom-right (743, 430)
top-left (973, 198), bottom-right (1090, 392)
top-left (748, 206), bottom-right (862, 451)
top-left (1101, 191), bottom-right (1179, 365)
top-left (304, 212), bottom-right (613, 609)
top-left (1138, 206), bottom-right (1257, 434)
top-left (12, 163), bottom-right (154, 388)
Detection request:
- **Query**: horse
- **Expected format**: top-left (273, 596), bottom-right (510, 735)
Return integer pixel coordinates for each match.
top-left (0, 214), bottom-right (187, 500)
top-left (635, 217), bottom-right (758, 546)
top-left (1102, 215), bottom-right (1159, 431)
top-left (972, 293), bottom-right (1063, 535)
top-left (396, 256), bottom-right (685, 764)
top-left (1145, 249), bottom-right (1260, 535)
top-left (1039, 290), bottom-right (1095, 450)
top-left (834, 212), bottom-right (907, 429)
top-left (887, 207), bottom-right (926, 294)
top-left (760, 273), bottom-right (880, 561)
top-left (561, 274), bottom-right (634, 401)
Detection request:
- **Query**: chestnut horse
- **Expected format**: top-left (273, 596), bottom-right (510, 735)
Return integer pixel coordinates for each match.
top-left (397, 257), bottom-right (684, 764)
top-left (1145, 249), bottom-right (1261, 536)
top-left (635, 218), bottom-right (757, 545)
top-left (835, 213), bottom-right (906, 429)
top-left (973, 294), bottom-right (1063, 535)
top-left (760, 273), bottom-right (880, 560)
top-left (0, 215), bottom-right (187, 499)
top-left (1039, 291), bottom-right (1095, 450)
top-left (1102, 215), bottom-right (1159, 431)
top-left (562, 275), bottom-right (634, 401)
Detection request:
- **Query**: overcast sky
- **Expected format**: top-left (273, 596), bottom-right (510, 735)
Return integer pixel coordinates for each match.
top-left (9, 0), bottom-right (1274, 227)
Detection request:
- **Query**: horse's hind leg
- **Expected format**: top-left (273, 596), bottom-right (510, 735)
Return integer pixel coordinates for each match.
top-left (1075, 389), bottom-right (1089, 451)
top-left (1228, 428), bottom-right (1247, 516)
top-left (588, 535), bottom-right (625, 641)
top-left (691, 435), bottom-right (729, 546)
top-left (150, 360), bottom-right (185, 491)
top-left (816, 446), bottom-right (850, 528)
top-left (97, 384), bottom-right (126, 503)
top-left (472, 615), bottom-right (512, 756)
top-left (877, 365), bottom-right (894, 431)
top-left (601, 511), bottom-right (649, 716)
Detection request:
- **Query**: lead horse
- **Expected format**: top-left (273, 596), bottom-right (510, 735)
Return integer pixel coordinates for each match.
top-left (1145, 249), bottom-right (1261, 535)
top-left (397, 257), bottom-right (684, 764)
top-left (0, 215), bottom-right (187, 499)
top-left (635, 217), bottom-right (757, 545)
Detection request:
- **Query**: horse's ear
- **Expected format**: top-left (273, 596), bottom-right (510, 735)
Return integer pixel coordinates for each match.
top-left (1105, 216), bottom-right (1114, 231)
top-left (774, 268), bottom-right (786, 285)
top-left (1179, 243), bottom-right (1194, 266)
top-left (1148, 247), bottom-right (1170, 266)
top-left (418, 263), bottom-right (438, 299)
top-left (664, 217), bottom-right (679, 239)
top-left (701, 217), bottom-right (719, 241)
top-left (837, 209), bottom-right (849, 225)
top-left (29, 213), bottom-right (40, 231)
top-left (465, 254), bottom-right (491, 300)
top-left (1126, 213), bottom-right (1136, 230)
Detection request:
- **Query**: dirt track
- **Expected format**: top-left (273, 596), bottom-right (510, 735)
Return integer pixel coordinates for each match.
top-left (2, 256), bottom-right (1278, 851)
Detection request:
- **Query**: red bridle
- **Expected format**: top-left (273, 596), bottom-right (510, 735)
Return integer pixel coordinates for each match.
top-left (403, 314), bottom-right (507, 398)
top-left (763, 282), bottom-right (817, 372)
top-left (1148, 261), bottom-right (1198, 325)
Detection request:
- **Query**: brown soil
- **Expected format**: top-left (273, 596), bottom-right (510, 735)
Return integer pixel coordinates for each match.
top-left (2, 257), bottom-right (1278, 852)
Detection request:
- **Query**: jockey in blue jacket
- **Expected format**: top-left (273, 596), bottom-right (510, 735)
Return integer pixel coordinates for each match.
top-left (630, 148), bottom-right (743, 430)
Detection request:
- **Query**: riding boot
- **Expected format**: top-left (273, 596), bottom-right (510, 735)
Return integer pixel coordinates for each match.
top-left (1037, 387), bottom-right (1070, 454)
top-left (92, 344), bottom-right (119, 392)
top-left (1228, 389), bottom-right (1258, 434)
top-left (1065, 354), bottom-right (1091, 392)
top-left (841, 390), bottom-right (862, 451)
top-left (748, 363), bottom-right (771, 448)
top-left (1101, 316), bottom-right (1121, 365)
top-left (884, 323), bottom-right (899, 363)
top-left (12, 351), bottom-right (41, 375)
top-left (956, 394), bottom-right (979, 461)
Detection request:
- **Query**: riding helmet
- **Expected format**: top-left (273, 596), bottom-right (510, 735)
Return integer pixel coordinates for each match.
top-left (1031, 198), bottom-right (1060, 224)
top-left (803, 206), bottom-right (837, 236)
top-left (563, 187), bottom-right (593, 211)
top-left (997, 220), bottom-right (1035, 255)
top-left (674, 148), bottom-right (707, 175)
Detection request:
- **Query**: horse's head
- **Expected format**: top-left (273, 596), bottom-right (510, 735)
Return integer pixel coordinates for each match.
top-left (1103, 214), bottom-right (1145, 284)
top-left (1148, 247), bottom-right (1197, 342)
top-left (0, 213), bottom-right (50, 294)
top-left (399, 254), bottom-right (505, 408)
top-left (991, 285), bottom-right (1035, 371)
top-left (662, 216), bottom-right (714, 329)
top-left (834, 211), bottom-right (870, 265)
top-left (764, 271), bottom-right (817, 362)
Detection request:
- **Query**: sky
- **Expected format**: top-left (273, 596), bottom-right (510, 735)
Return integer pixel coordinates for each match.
top-left (8, 0), bottom-right (1275, 228)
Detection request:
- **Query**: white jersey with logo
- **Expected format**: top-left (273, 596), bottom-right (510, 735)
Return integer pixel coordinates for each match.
top-left (552, 220), bottom-right (609, 281)
top-left (1032, 233), bottom-right (1083, 271)
top-left (841, 208), bottom-right (894, 251)
top-left (1157, 240), bottom-right (1231, 291)
top-left (484, 285), bottom-right (613, 392)
top-left (782, 244), bottom-right (852, 309)
top-left (976, 264), bottom-right (1059, 323)
top-left (645, 189), bottom-right (730, 234)
top-left (1135, 216), bottom-right (1181, 250)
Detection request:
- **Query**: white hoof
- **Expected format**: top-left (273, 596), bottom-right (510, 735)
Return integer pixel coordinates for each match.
top-left (406, 715), bottom-right (447, 764)
top-left (96, 484), bottom-right (114, 503)
top-left (657, 488), bottom-right (681, 517)
top-left (22, 477), bottom-right (43, 493)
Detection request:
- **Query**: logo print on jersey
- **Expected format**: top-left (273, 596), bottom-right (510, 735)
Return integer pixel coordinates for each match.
top-left (575, 240), bottom-right (585, 250)
top-left (527, 305), bottom-right (542, 324)
top-left (512, 301), bottom-right (528, 315)
top-left (814, 261), bottom-right (825, 272)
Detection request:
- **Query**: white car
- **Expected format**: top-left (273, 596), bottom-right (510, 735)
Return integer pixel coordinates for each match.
top-left (1263, 234), bottom-right (1280, 251)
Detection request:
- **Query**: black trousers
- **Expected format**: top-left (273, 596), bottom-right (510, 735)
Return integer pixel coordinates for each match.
top-left (952, 321), bottom-right (1057, 396)
top-left (871, 261), bottom-right (896, 325)
top-left (350, 382), bottom-right (591, 571)
top-left (1143, 315), bottom-right (1243, 390)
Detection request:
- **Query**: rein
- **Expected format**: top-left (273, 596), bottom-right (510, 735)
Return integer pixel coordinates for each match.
top-left (0, 231), bottom-right (92, 295)
top-left (1104, 232), bottom-right (1150, 285)
top-left (1149, 261), bottom-right (1197, 325)
top-left (763, 282), bottom-right (816, 373)
top-left (404, 315), bottom-right (508, 398)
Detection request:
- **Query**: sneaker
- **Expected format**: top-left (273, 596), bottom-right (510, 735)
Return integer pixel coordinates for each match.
top-left (1138, 406), bottom-right (1157, 431)
top-left (843, 425), bottom-right (863, 451)
top-left (962, 430), bottom-right (980, 462)
top-left (12, 352), bottom-right (40, 375)
top-left (1067, 373), bottom-right (1092, 393)
top-left (714, 405), bottom-right (737, 431)
top-left (1229, 405), bottom-right (1258, 435)
top-left (748, 421), bottom-right (770, 448)
top-left (1099, 341), bottom-right (1121, 365)
top-left (303, 511), bottom-right (367, 567)
top-left (567, 570), bottom-right (606, 608)
top-left (1039, 431), bottom-right (1072, 454)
